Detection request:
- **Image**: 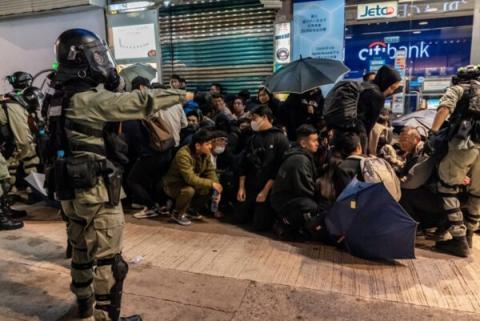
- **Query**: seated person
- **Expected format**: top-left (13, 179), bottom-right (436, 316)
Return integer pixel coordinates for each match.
top-left (235, 105), bottom-right (290, 231)
top-left (368, 108), bottom-right (393, 155)
top-left (397, 127), bottom-right (445, 231)
top-left (271, 125), bottom-right (322, 239)
top-left (332, 132), bottom-right (364, 195)
top-left (163, 130), bottom-right (223, 226)
top-left (180, 110), bottom-right (201, 146)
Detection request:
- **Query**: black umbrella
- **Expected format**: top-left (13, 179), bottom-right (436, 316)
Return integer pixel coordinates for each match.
top-left (325, 179), bottom-right (417, 260)
top-left (264, 57), bottom-right (350, 94)
top-left (119, 63), bottom-right (157, 92)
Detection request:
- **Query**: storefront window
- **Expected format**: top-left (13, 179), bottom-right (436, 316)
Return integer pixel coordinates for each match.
top-left (345, 0), bottom-right (474, 113)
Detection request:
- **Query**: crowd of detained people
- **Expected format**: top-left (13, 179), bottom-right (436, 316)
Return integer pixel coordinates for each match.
top-left (115, 65), bottom-right (468, 257)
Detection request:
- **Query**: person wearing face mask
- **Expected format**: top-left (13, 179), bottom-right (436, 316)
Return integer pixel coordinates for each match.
top-left (235, 105), bottom-right (290, 231)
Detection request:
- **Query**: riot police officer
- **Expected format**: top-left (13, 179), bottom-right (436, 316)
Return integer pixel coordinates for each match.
top-left (0, 153), bottom-right (23, 230)
top-left (51, 29), bottom-right (184, 321)
top-left (2, 72), bottom-right (41, 199)
top-left (431, 65), bottom-right (480, 257)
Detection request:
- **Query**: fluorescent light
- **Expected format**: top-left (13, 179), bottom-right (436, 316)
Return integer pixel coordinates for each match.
top-left (108, 1), bottom-right (155, 12)
top-left (419, 21), bottom-right (428, 25)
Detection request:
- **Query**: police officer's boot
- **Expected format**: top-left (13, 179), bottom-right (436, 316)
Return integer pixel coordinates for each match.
top-left (435, 236), bottom-right (471, 257)
top-left (2, 195), bottom-right (27, 219)
top-left (467, 229), bottom-right (474, 249)
top-left (77, 295), bottom-right (94, 318)
top-left (0, 198), bottom-right (23, 230)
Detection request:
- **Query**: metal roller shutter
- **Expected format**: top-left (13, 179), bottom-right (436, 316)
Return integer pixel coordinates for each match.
top-left (159, 0), bottom-right (276, 94)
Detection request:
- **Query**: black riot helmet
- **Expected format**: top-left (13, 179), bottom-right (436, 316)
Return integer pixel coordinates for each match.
top-left (54, 28), bottom-right (120, 90)
top-left (6, 71), bottom-right (33, 90)
top-left (22, 86), bottom-right (45, 113)
top-left (452, 65), bottom-right (480, 85)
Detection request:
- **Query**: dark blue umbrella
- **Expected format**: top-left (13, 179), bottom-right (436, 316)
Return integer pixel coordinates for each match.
top-left (325, 179), bottom-right (417, 260)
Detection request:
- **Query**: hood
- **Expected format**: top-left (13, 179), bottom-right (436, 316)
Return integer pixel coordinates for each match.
top-left (373, 65), bottom-right (401, 92)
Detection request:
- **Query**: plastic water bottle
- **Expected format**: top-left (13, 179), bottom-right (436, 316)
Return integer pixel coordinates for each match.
top-left (211, 190), bottom-right (219, 213)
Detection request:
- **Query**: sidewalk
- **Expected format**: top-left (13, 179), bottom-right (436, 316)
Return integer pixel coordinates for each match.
top-left (1, 202), bottom-right (480, 321)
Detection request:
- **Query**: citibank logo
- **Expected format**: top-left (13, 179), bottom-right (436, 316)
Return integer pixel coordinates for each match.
top-left (358, 40), bottom-right (430, 61)
top-left (357, 2), bottom-right (398, 20)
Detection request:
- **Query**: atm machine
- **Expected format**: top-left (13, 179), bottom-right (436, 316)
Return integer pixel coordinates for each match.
top-left (421, 78), bottom-right (452, 110)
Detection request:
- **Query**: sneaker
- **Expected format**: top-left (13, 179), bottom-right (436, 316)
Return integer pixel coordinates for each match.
top-left (186, 208), bottom-right (203, 221)
top-left (171, 211), bottom-right (192, 226)
top-left (133, 207), bottom-right (160, 219)
top-left (157, 205), bottom-right (170, 216)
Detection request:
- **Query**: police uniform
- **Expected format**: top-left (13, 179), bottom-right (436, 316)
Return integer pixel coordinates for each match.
top-left (0, 100), bottom-right (40, 185)
top-left (51, 28), bottom-right (183, 321)
top-left (60, 85), bottom-right (183, 321)
top-left (436, 80), bottom-right (480, 253)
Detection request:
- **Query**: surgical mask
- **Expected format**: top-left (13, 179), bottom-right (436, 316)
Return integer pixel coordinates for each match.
top-left (251, 119), bottom-right (262, 132)
top-left (214, 146), bottom-right (225, 154)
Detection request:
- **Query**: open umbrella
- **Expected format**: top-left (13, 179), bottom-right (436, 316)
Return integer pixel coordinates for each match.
top-left (392, 109), bottom-right (436, 135)
top-left (119, 63), bottom-right (157, 91)
top-left (325, 179), bottom-right (417, 260)
top-left (264, 57), bottom-right (349, 94)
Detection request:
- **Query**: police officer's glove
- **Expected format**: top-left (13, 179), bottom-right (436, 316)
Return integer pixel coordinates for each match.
top-left (424, 130), bottom-right (438, 156)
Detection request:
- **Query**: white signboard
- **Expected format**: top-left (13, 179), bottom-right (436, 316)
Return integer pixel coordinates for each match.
top-left (112, 24), bottom-right (156, 60)
top-left (357, 1), bottom-right (398, 20)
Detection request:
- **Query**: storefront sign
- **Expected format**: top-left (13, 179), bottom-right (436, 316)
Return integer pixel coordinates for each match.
top-left (344, 16), bottom-right (472, 79)
top-left (292, 0), bottom-right (345, 61)
top-left (357, 1), bottom-right (398, 20)
top-left (397, 0), bottom-right (472, 17)
top-left (274, 22), bottom-right (291, 71)
top-left (112, 23), bottom-right (157, 60)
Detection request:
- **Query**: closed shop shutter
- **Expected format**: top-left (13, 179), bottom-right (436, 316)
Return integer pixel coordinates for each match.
top-left (159, 0), bottom-right (276, 94)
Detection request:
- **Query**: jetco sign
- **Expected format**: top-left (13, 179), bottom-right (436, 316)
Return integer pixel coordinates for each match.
top-left (358, 40), bottom-right (430, 61)
top-left (357, 1), bottom-right (398, 20)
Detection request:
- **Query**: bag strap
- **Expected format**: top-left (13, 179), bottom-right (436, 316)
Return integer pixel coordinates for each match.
top-left (64, 119), bottom-right (104, 138)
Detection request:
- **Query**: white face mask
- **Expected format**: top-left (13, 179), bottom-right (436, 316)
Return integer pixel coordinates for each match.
top-left (251, 119), bottom-right (263, 132)
top-left (214, 146), bottom-right (225, 154)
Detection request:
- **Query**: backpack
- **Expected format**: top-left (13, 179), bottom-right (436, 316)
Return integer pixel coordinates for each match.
top-left (143, 116), bottom-right (175, 152)
top-left (323, 81), bottom-right (374, 129)
top-left (348, 155), bottom-right (401, 201)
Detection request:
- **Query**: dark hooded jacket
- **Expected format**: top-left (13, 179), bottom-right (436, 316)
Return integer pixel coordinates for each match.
top-left (270, 147), bottom-right (318, 212)
top-left (238, 127), bottom-right (290, 191)
top-left (358, 65), bottom-right (401, 134)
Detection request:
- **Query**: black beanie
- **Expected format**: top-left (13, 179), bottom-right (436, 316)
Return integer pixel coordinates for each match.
top-left (373, 65), bottom-right (401, 92)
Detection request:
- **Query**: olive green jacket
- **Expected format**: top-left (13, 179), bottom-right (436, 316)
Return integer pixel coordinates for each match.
top-left (163, 145), bottom-right (218, 191)
top-left (66, 84), bottom-right (184, 204)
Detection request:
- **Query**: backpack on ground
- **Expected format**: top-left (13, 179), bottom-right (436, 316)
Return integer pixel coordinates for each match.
top-left (323, 81), bottom-right (372, 129)
top-left (348, 155), bottom-right (402, 201)
top-left (143, 116), bottom-right (175, 152)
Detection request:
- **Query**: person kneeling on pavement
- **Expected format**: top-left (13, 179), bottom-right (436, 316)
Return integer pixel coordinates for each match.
top-left (163, 130), bottom-right (223, 226)
top-left (271, 125), bottom-right (325, 240)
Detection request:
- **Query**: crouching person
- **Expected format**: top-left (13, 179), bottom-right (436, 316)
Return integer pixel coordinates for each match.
top-left (271, 125), bottom-right (323, 240)
top-left (163, 130), bottom-right (223, 226)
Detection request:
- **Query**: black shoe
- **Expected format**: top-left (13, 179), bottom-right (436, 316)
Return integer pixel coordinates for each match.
top-left (121, 315), bottom-right (143, 321)
top-left (435, 237), bottom-right (470, 257)
top-left (77, 296), bottom-right (94, 318)
top-left (467, 229), bottom-right (474, 249)
top-left (8, 208), bottom-right (27, 219)
top-left (0, 215), bottom-right (23, 230)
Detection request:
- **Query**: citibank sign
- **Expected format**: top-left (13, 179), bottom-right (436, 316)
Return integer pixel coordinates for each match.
top-left (357, 1), bottom-right (398, 20)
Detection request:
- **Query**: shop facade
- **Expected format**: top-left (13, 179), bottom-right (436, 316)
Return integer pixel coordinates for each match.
top-left (292, 0), bottom-right (477, 113)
